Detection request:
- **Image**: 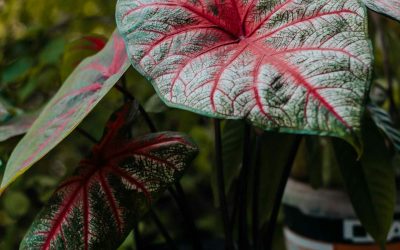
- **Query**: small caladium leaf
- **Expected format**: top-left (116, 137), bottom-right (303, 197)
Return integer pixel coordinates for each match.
top-left (20, 101), bottom-right (198, 250)
top-left (0, 31), bottom-right (130, 194)
top-left (363, 0), bottom-right (400, 21)
top-left (116, 0), bottom-right (372, 151)
top-left (0, 111), bottom-right (38, 142)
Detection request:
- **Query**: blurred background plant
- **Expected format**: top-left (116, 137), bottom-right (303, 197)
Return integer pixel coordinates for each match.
top-left (0, 1), bottom-right (400, 249)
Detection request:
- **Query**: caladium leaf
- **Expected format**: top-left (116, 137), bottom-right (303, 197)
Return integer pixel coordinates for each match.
top-left (363, 0), bottom-right (400, 22)
top-left (116, 0), bottom-right (372, 150)
top-left (0, 31), bottom-right (130, 194)
top-left (20, 101), bottom-right (198, 250)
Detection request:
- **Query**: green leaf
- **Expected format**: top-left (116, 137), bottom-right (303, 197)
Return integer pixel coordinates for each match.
top-left (363, 0), bottom-right (400, 21)
top-left (143, 94), bottom-right (168, 114)
top-left (20, 101), bottom-right (198, 249)
top-left (117, 0), bottom-right (372, 153)
top-left (367, 103), bottom-right (400, 153)
top-left (0, 31), bottom-right (130, 194)
top-left (1, 57), bottom-right (34, 86)
top-left (333, 117), bottom-right (396, 245)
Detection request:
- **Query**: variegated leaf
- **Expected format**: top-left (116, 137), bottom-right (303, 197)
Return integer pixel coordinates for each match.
top-left (363, 0), bottom-right (400, 21)
top-left (20, 102), bottom-right (198, 250)
top-left (116, 0), bottom-right (372, 149)
top-left (0, 31), bottom-right (130, 194)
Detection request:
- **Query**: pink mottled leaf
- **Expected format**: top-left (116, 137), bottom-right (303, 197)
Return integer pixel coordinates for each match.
top-left (20, 101), bottom-right (198, 250)
top-left (116, 0), bottom-right (372, 150)
top-left (0, 31), bottom-right (130, 193)
top-left (363, 0), bottom-right (400, 21)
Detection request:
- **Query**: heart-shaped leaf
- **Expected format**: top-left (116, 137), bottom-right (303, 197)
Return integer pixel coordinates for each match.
top-left (363, 0), bottom-right (400, 21)
top-left (116, 0), bottom-right (372, 148)
top-left (20, 102), bottom-right (198, 250)
top-left (0, 31), bottom-right (130, 194)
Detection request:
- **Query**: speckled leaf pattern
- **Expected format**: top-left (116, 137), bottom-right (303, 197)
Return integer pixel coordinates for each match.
top-left (20, 102), bottom-right (198, 250)
top-left (0, 31), bottom-right (130, 193)
top-left (363, 0), bottom-right (400, 21)
top-left (117, 0), bottom-right (372, 145)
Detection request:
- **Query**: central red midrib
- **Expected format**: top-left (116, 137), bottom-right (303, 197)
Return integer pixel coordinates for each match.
top-left (210, 43), bottom-right (248, 112)
top-left (98, 172), bottom-right (123, 233)
top-left (42, 184), bottom-right (82, 250)
top-left (270, 56), bottom-right (351, 129)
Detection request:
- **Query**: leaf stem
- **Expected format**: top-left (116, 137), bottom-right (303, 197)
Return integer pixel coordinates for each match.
top-left (238, 123), bottom-right (251, 250)
top-left (76, 127), bottom-right (98, 144)
top-left (169, 186), bottom-right (203, 250)
top-left (213, 119), bottom-right (234, 250)
top-left (114, 84), bottom-right (157, 132)
top-left (264, 135), bottom-right (302, 249)
top-left (252, 135), bottom-right (263, 250)
top-left (148, 209), bottom-right (177, 250)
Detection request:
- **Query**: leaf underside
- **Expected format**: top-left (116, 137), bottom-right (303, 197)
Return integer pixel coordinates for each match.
top-left (116, 0), bottom-right (372, 142)
top-left (0, 31), bottom-right (130, 193)
top-left (20, 102), bottom-right (198, 250)
top-left (363, 0), bottom-right (400, 21)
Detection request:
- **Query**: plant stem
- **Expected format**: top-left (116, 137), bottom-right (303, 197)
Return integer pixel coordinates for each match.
top-left (149, 209), bottom-right (177, 250)
top-left (169, 186), bottom-right (202, 250)
top-left (213, 119), bottom-right (234, 250)
top-left (238, 123), bottom-right (251, 250)
top-left (76, 127), bottom-right (98, 144)
top-left (134, 225), bottom-right (142, 250)
top-left (264, 135), bottom-right (302, 249)
top-left (252, 135), bottom-right (263, 250)
top-left (114, 84), bottom-right (158, 132)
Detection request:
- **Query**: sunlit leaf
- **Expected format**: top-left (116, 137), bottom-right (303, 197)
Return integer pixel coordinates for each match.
top-left (363, 0), bottom-right (400, 21)
top-left (0, 31), bottom-right (130, 193)
top-left (20, 102), bottom-right (198, 249)
top-left (116, 0), bottom-right (372, 151)
top-left (333, 117), bottom-right (396, 246)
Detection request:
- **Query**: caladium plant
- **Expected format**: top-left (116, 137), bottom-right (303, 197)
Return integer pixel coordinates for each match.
top-left (20, 101), bottom-right (198, 249)
top-left (116, 0), bottom-right (372, 150)
top-left (0, 31), bottom-right (130, 194)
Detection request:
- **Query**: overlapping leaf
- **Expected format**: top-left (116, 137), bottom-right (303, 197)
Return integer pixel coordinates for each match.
top-left (0, 31), bottom-right (130, 193)
top-left (363, 0), bottom-right (400, 21)
top-left (117, 0), bottom-right (372, 147)
top-left (20, 102), bottom-right (198, 250)
top-left (333, 118), bottom-right (396, 246)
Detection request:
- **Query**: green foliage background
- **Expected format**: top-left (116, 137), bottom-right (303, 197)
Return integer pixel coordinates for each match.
top-left (0, 1), bottom-right (400, 249)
